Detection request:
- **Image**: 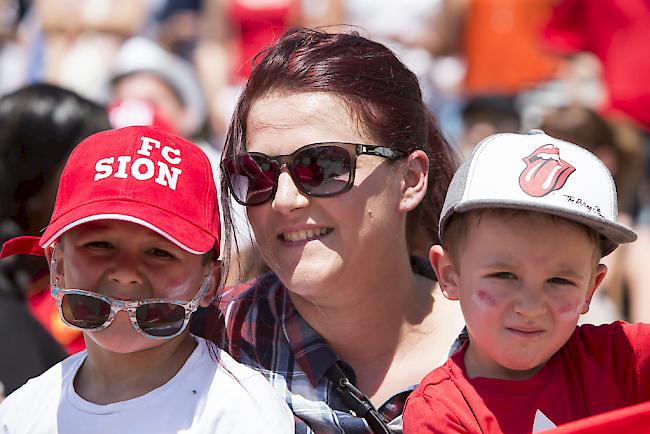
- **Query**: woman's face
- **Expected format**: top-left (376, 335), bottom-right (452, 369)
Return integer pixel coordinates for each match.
top-left (244, 92), bottom-right (408, 304)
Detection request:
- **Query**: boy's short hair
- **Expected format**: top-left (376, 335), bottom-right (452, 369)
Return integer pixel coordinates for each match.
top-left (442, 208), bottom-right (603, 268)
top-left (439, 130), bottom-right (636, 257)
top-left (1, 125), bottom-right (220, 259)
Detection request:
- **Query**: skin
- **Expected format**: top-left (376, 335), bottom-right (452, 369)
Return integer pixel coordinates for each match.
top-left (243, 91), bottom-right (465, 404)
top-left (431, 212), bottom-right (607, 380)
top-left (45, 220), bottom-right (219, 404)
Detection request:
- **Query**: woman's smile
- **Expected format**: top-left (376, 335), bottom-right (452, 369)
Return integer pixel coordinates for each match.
top-left (278, 227), bottom-right (333, 243)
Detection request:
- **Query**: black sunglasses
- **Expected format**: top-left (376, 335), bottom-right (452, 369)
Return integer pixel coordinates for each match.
top-left (221, 142), bottom-right (407, 206)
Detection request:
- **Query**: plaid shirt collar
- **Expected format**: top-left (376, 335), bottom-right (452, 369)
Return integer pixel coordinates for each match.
top-left (280, 290), bottom-right (340, 387)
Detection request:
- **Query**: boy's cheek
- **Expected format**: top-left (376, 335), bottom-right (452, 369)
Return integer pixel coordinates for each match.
top-left (555, 298), bottom-right (584, 318)
top-left (472, 288), bottom-right (499, 308)
top-left (469, 281), bottom-right (515, 308)
top-left (160, 275), bottom-right (201, 299)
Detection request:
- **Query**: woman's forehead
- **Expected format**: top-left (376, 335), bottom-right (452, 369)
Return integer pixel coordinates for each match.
top-left (246, 92), bottom-right (370, 154)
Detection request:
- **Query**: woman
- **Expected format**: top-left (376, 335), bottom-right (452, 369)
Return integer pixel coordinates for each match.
top-left (218, 28), bottom-right (465, 433)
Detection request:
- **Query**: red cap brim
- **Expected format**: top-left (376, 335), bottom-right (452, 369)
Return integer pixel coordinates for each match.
top-left (1, 236), bottom-right (45, 258)
top-left (40, 200), bottom-right (217, 254)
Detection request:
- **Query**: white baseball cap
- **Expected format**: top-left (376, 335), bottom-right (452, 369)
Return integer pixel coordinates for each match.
top-left (439, 130), bottom-right (637, 256)
top-left (110, 37), bottom-right (207, 136)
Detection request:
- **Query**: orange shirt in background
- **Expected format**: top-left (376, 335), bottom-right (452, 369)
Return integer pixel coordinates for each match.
top-left (463, 0), bottom-right (563, 95)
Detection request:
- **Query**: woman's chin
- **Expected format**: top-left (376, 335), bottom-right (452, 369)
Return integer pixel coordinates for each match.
top-left (278, 258), bottom-right (344, 298)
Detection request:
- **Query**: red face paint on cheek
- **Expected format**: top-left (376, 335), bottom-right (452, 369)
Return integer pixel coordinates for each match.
top-left (557, 301), bottom-right (581, 316)
top-left (475, 289), bottom-right (497, 307)
top-left (160, 275), bottom-right (195, 299)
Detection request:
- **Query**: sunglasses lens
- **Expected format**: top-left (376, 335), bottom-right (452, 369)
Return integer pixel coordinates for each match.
top-left (61, 293), bottom-right (111, 329)
top-left (136, 303), bottom-right (186, 337)
top-left (225, 154), bottom-right (277, 205)
top-left (294, 145), bottom-right (352, 195)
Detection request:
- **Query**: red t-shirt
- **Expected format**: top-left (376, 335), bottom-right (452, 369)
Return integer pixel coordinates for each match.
top-left (543, 0), bottom-right (650, 130)
top-left (403, 322), bottom-right (650, 433)
top-left (228, 0), bottom-right (295, 80)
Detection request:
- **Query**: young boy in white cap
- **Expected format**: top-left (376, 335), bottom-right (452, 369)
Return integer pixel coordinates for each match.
top-left (403, 130), bottom-right (650, 433)
top-left (0, 126), bottom-right (294, 433)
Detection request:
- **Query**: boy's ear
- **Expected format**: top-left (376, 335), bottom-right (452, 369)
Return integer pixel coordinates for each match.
top-left (398, 150), bottom-right (429, 213)
top-left (429, 244), bottom-right (460, 300)
top-left (44, 244), bottom-right (64, 286)
top-left (200, 259), bottom-right (222, 307)
top-left (581, 263), bottom-right (608, 314)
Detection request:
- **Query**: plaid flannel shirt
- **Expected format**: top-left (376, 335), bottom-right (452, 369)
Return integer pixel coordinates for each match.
top-left (222, 273), bottom-right (413, 434)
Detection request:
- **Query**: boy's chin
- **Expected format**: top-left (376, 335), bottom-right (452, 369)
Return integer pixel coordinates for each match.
top-left (84, 329), bottom-right (173, 355)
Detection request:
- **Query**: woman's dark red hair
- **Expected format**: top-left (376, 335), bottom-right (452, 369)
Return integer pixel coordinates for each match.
top-left (221, 27), bottom-right (458, 276)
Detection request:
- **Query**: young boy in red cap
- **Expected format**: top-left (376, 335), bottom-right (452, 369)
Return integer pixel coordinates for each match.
top-left (403, 130), bottom-right (650, 433)
top-left (0, 126), bottom-right (294, 433)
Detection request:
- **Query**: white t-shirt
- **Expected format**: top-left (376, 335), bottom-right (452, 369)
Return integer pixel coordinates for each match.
top-left (0, 336), bottom-right (294, 434)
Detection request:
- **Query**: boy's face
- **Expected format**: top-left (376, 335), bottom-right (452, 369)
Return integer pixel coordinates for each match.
top-left (51, 220), bottom-right (216, 354)
top-left (431, 212), bottom-right (607, 380)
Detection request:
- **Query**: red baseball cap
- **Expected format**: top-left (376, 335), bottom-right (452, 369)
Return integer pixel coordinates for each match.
top-left (2, 125), bottom-right (220, 257)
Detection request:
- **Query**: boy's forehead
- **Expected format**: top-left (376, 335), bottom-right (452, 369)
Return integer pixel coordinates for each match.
top-left (461, 209), bottom-right (602, 258)
top-left (64, 220), bottom-right (172, 243)
top-left (467, 208), bottom-right (591, 236)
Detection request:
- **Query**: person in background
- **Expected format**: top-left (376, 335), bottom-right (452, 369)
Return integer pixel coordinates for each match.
top-left (214, 27), bottom-right (465, 433)
top-left (193, 0), bottom-right (302, 142)
top-left (0, 83), bottom-right (111, 354)
top-left (0, 0), bottom-right (29, 95)
top-left (27, 0), bottom-right (146, 100)
top-left (108, 36), bottom-right (208, 141)
top-left (458, 95), bottom-right (521, 157)
top-left (0, 225), bottom-right (67, 398)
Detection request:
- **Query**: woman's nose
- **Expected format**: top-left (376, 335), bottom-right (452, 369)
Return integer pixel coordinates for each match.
top-left (271, 169), bottom-right (310, 214)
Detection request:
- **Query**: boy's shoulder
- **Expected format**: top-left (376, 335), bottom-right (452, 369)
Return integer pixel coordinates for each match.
top-left (404, 352), bottom-right (474, 432)
top-left (0, 351), bottom-right (85, 427)
top-left (561, 321), bottom-right (650, 364)
top-left (568, 321), bottom-right (650, 351)
top-left (191, 336), bottom-right (280, 389)
top-left (4, 350), bottom-right (84, 401)
top-left (411, 350), bottom-right (464, 398)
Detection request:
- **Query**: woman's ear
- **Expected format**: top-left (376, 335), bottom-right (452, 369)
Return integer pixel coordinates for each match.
top-left (399, 150), bottom-right (429, 213)
top-left (429, 244), bottom-right (460, 300)
top-left (200, 259), bottom-right (223, 307)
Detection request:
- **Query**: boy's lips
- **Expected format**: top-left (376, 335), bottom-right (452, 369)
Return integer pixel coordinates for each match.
top-left (506, 326), bottom-right (545, 336)
top-left (519, 144), bottom-right (575, 197)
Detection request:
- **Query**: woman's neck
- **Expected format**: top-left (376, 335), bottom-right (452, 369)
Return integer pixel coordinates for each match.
top-left (289, 258), bottom-right (437, 394)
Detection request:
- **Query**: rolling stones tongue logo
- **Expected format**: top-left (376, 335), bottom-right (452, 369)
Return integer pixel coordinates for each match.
top-left (519, 145), bottom-right (575, 197)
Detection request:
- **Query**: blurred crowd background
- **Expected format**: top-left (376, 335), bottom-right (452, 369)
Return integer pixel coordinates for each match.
top-left (1, 0), bottom-right (649, 398)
